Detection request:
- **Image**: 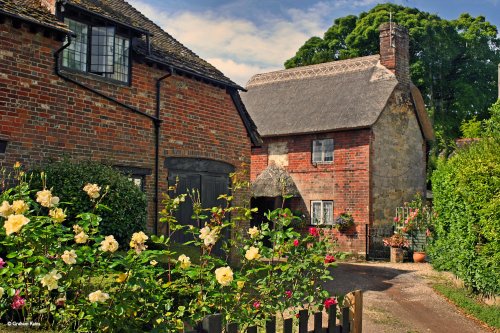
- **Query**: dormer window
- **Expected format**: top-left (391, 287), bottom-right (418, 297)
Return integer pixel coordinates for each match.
top-left (62, 17), bottom-right (130, 83)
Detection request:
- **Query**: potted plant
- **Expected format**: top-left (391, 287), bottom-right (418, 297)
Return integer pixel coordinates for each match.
top-left (383, 233), bottom-right (409, 263)
top-left (333, 212), bottom-right (355, 233)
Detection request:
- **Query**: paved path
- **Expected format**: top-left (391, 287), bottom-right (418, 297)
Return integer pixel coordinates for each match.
top-left (324, 262), bottom-right (494, 333)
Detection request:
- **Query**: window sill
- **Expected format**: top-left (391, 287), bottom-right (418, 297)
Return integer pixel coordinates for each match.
top-left (60, 68), bottom-right (130, 87)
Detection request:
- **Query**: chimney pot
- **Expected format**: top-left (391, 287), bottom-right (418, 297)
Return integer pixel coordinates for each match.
top-left (379, 22), bottom-right (410, 89)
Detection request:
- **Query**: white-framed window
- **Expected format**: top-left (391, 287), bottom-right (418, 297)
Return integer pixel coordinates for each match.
top-left (311, 200), bottom-right (334, 225)
top-left (312, 139), bottom-right (334, 163)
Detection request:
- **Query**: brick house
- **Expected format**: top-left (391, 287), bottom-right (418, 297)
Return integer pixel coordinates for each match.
top-left (242, 23), bottom-right (434, 256)
top-left (0, 0), bottom-right (260, 236)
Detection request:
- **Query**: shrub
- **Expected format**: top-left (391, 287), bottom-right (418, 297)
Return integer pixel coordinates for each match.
top-left (429, 137), bottom-right (500, 295)
top-left (31, 159), bottom-right (147, 246)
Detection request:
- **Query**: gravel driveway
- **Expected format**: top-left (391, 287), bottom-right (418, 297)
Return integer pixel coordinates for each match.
top-left (324, 262), bottom-right (493, 333)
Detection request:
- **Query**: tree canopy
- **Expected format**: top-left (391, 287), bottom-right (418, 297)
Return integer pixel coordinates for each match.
top-left (285, 3), bottom-right (500, 145)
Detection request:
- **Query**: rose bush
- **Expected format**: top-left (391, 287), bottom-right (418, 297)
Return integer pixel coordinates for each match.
top-left (0, 164), bottom-right (341, 331)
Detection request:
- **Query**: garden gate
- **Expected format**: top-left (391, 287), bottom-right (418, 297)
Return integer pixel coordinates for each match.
top-left (366, 225), bottom-right (394, 260)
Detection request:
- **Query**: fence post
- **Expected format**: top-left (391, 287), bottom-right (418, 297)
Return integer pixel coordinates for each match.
top-left (201, 313), bottom-right (222, 333)
top-left (298, 309), bottom-right (308, 333)
top-left (344, 290), bottom-right (363, 333)
top-left (327, 303), bottom-right (336, 333)
top-left (341, 307), bottom-right (350, 333)
top-left (265, 316), bottom-right (276, 333)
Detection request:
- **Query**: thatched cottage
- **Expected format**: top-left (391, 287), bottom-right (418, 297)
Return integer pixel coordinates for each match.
top-left (242, 23), bottom-right (434, 257)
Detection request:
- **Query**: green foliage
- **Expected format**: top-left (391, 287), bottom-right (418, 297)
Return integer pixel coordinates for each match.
top-left (31, 159), bottom-right (147, 246)
top-left (432, 283), bottom-right (500, 329)
top-left (285, 3), bottom-right (500, 145)
top-left (429, 136), bottom-right (500, 295)
top-left (460, 117), bottom-right (483, 138)
top-left (0, 165), bottom-right (340, 331)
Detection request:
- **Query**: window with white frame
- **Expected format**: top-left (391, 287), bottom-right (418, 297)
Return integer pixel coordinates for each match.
top-left (312, 139), bottom-right (334, 163)
top-left (311, 200), bottom-right (334, 225)
top-left (62, 17), bottom-right (130, 83)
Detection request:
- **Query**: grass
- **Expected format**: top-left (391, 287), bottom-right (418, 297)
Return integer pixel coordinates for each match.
top-left (432, 282), bottom-right (500, 330)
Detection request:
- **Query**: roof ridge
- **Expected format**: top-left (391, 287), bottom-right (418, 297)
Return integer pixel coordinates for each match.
top-left (246, 55), bottom-right (380, 88)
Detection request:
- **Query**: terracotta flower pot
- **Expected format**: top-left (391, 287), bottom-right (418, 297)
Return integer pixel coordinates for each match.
top-left (413, 251), bottom-right (426, 263)
top-left (390, 247), bottom-right (404, 263)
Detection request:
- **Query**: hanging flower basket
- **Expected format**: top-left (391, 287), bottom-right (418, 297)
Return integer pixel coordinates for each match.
top-left (334, 213), bottom-right (354, 233)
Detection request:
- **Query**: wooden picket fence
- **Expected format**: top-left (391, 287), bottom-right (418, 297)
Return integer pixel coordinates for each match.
top-left (186, 290), bottom-right (363, 333)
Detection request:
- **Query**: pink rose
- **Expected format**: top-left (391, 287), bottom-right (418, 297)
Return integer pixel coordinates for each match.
top-left (293, 239), bottom-right (299, 247)
top-left (0, 257), bottom-right (5, 269)
top-left (11, 290), bottom-right (25, 310)
top-left (253, 301), bottom-right (261, 309)
top-left (285, 290), bottom-right (292, 298)
top-left (309, 227), bottom-right (319, 237)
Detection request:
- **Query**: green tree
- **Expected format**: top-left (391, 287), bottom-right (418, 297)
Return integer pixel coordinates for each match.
top-left (285, 3), bottom-right (500, 146)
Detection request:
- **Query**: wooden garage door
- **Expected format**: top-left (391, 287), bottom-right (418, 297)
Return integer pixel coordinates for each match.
top-left (166, 158), bottom-right (234, 251)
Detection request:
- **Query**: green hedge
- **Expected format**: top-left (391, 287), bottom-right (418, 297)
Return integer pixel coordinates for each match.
top-left (32, 160), bottom-right (147, 246)
top-left (429, 138), bottom-right (500, 295)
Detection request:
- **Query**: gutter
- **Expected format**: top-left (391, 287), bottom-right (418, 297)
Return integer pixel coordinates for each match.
top-left (54, 37), bottom-right (165, 234)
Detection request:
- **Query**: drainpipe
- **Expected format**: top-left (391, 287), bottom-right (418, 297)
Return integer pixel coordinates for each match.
top-left (54, 37), bottom-right (163, 233)
top-left (155, 67), bottom-right (174, 234)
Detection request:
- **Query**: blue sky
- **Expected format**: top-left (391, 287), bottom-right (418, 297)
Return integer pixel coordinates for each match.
top-left (129, 0), bottom-right (500, 86)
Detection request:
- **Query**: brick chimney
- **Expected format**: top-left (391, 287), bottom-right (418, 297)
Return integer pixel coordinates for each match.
top-left (40, 0), bottom-right (56, 14)
top-left (379, 22), bottom-right (410, 89)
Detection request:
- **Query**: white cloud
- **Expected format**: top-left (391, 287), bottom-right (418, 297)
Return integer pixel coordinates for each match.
top-left (129, 0), bottom-right (330, 85)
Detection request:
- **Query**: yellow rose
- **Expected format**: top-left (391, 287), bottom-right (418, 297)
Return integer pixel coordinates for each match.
top-left (237, 281), bottom-right (245, 289)
top-left (73, 224), bottom-right (83, 234)
top-left (245, 246), bottom-right (261, 261)
top-left (100, 235), bottom-right (119, 253)
top-left (11, 200), bottom-right (29, 214)
top-left (248, 226), bottom-right (259, 239)
top-left (178, 254), bottom-right (191, 269)
top-left (88, 290), bottom-right (109, 303)
top-left (36, 190), bottom-right (59, 208)
top-left (83, 183), bottom-right (101, 199)
top-left (13, 161), bottom-right (21, 169)
top-left (150, 260), bottom-right (158, 266)
top-left (0, 287), bottom-right (4, 298)
top-left (74, 232), bottom-right (89, 244)
top-left (4, 214), bottom-right (29, 235)
top-left (116, 273), bottom-right (128, 283)
top-left (41, 270), bottom-right (62, 290)
top-left (215, 266), bottom-right (233, 286)
top-left (131, 231), bottom-right (148, 243)
top-left (49, 208), bottom-right (66, 223)
top-left (61, 250), bottom-right (77, 265)
top-left (0, 201), bottom-right (13, 218)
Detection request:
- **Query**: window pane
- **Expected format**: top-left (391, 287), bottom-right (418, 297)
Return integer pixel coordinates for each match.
top-left (105, 35), bottom-right (130, 82)
top-left (324, 139), bottom-right (334, 162)
top-left (311, 202), bottom-right (322, 225)
top-left (90, 26), bottom-right (115, 73)
top-left (312, 140), bottom-right (322, 162)
top-left (62, 18), bottom-right (88, 72)
top-left (323, 201), bottom-right (333, 225)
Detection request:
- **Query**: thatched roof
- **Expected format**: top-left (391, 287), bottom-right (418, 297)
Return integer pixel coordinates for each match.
top-left (251, 165), bottom-right (299, 197)
top-left (242, 55), bottom-right (399, 138)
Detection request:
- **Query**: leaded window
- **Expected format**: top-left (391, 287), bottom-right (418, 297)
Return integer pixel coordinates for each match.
top-left (61, 18), bottom-right (130, 83)
top-left (311, 200), bottom-right (334, 225)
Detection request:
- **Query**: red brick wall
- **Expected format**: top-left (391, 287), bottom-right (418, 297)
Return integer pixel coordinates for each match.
top-left (251, 130), bottom-right (371, 255)
top-left (0, 19), bottom-right (251, 232)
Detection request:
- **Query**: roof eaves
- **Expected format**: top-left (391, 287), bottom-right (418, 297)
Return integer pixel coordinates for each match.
top-left (0, 8), bottom-right (71, 34)
top-left (64, 2), bottom-right (150, 35)
top-left (259, 125), bottom-right (373, 138)
top-left (144, 55), bottom-right (244, 91)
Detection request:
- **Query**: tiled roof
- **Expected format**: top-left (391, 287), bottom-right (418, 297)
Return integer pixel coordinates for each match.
top-left (66, 0), bottom-right (237, 87)
top-left (0, 0), bottom-right (70, 33)
top-left (0, 0), bottom-right (238, 87)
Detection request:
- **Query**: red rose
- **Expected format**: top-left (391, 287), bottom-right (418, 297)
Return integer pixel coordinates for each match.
top-left (285, 290), bottom-right (292, 298)
top-left (324, 255), bottom-right (336, 263)
top-left (253, 301), bottom-right (261, 309)
top-left (293, 239), bottom-right (299, 247)
top-left (309, 227), bottom-right (319, 237)
top-left (324, 297), bottom-right (338, 309)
